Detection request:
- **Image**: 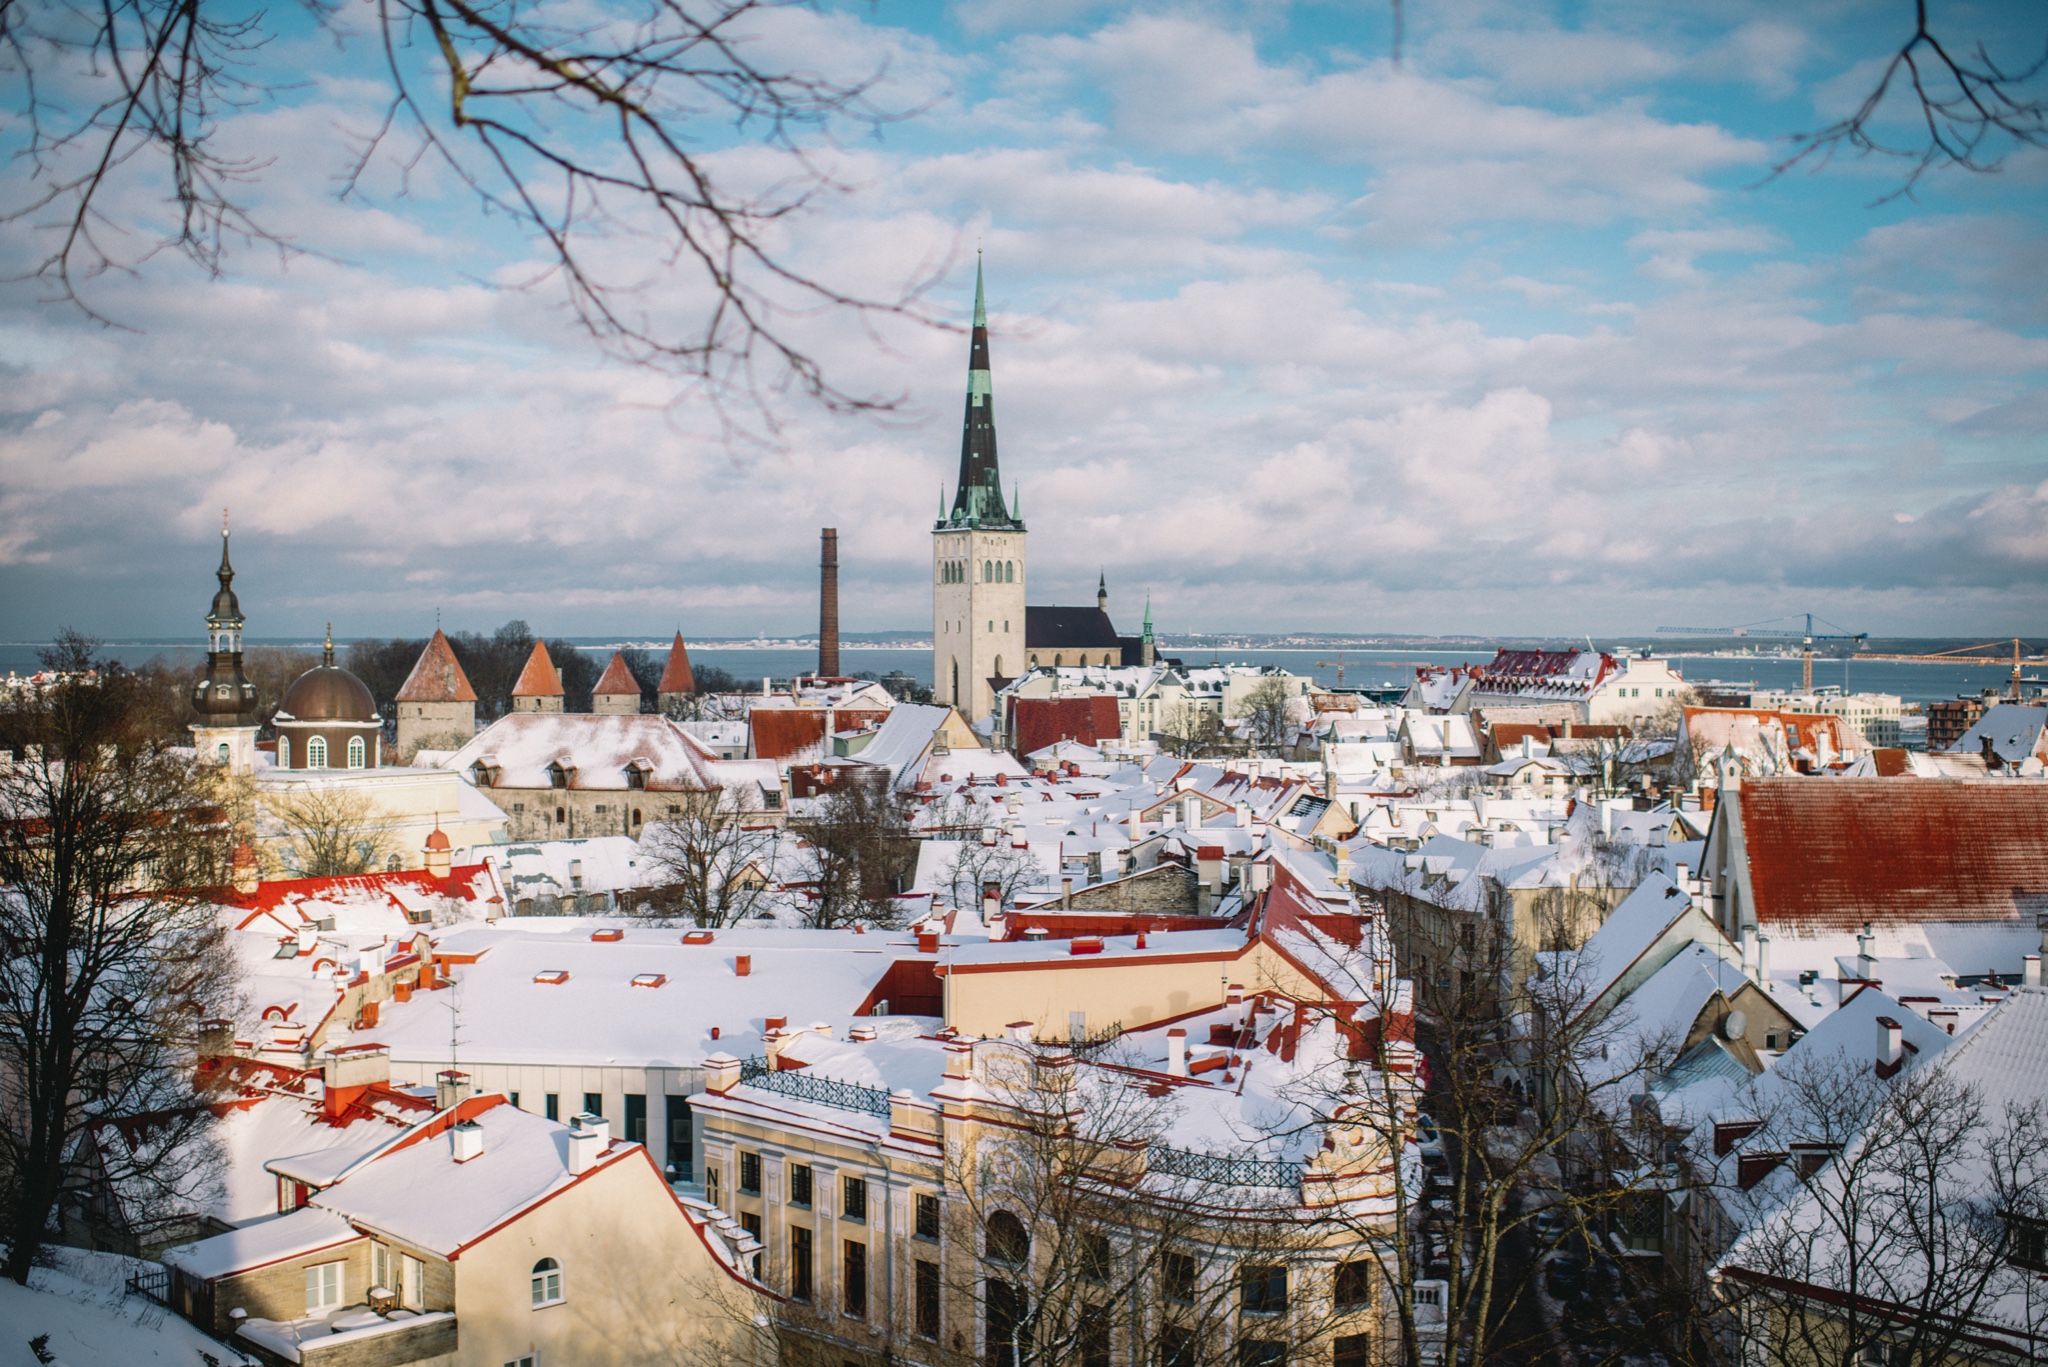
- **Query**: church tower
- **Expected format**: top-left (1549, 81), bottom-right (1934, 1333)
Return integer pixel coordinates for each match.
top-left (190, 515), bottom-right (261, 773)
top-left (933, 260), bottom-right (1026, 722)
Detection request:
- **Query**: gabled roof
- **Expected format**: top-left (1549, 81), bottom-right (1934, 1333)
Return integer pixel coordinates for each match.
top-left (395, 630), bottom-right (477, 703)
top-left (1025, 606), bottom-right (1124, 650)
top-left (1011, 695), bottom-right (1122, 757)
top-left (658, 632), bottom-right (696, 695)
top-left (511, 641), bottom-right (563, 698)
top-left (1738, 778), bottom-right (2048, 929)
top-left (1949, 703), bottom-right (2047, 763)
top-left (592, 651), bottom-right (642, 699)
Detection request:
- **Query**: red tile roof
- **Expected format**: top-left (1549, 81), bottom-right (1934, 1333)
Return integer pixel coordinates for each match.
top-left (1738, 778), bottom-right (2048, 930)
top-left (658, 632), bottom-right (695, 695)
top-left (1009, 695), bottom-right (1123, 757)
top-left (511, 641), bottom-right (563, 698)
top-left (592, 651), bottom-right (641, 698)
top-left (751, 709), bottom-right (827, 762)
top-left (395, 630), bottom-right (477, 703)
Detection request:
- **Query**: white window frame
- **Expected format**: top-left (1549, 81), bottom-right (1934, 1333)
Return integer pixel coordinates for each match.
top-left (531, 1257), bottom-right (564, 1307)
top-left (371, 1242), bottom-right (392, 1295)
top-left (305, 1259), bottom-right (344, 1314)
top-left (307, 736), bottom-right (328, 769)
top-left (347, 735), bottom-right (367, 768)
top-left (402, 1253), bottom-right (426, 1310)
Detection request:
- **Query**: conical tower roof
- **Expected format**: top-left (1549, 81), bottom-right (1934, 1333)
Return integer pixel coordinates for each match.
top-left (592, 650), bottom-right (641, 698)
top-left (511, 640), bottom-right (564, 698)
top-left (658, 632), bottom-right (696, 694)
top-left (396, 629), bottom-right (477, 703)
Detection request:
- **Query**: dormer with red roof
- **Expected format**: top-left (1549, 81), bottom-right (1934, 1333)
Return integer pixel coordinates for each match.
top-left (511, 641), bottom-right (565, 714)
top-left (591, 651), bottom-right (644, 717)
top-left (394, 630), bottom-right (478, 760)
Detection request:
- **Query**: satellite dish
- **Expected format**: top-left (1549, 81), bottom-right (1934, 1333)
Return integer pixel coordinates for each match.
top-left (1723, 1010), bottom-right (1748, 1041)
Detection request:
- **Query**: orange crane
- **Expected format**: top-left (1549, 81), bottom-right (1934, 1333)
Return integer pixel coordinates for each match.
top-left (1657, 614), bottom-right (1868, 692)
top-left (1851, 638), bottom-right (2037, 699)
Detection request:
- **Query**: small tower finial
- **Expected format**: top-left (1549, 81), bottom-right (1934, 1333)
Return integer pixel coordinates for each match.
top-left (324, 622), bottom-right (334, 667)
top-left (222, 507), bottom-right (230, 537)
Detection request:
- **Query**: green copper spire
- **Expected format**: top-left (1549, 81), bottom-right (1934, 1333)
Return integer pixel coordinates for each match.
top-left (1142, 595), bottom-right (1154, 643)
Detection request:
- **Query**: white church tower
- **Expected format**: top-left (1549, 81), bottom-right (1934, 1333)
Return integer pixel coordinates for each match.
top-left (933, 260), bottom-right (1026, 723)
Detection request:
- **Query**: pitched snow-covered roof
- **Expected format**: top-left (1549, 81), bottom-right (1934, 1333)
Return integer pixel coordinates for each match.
top-left (1949, 703), bottom-right (2048, 764)
top-left (394, 630), bottom-right (477, 704)
top-left (442, 713), bottom-right (773, 793)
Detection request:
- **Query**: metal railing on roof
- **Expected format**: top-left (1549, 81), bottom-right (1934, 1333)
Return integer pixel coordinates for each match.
top-left (1148, 1144), bottom-right (1303, 1189)
top-left (739, 1056), bottom-right (892, 1119)
top-left (125, 1264), bottom-right (171, 1306)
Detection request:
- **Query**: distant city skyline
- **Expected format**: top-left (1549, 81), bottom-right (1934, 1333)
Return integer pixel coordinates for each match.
top-left (4, 3), bottom-right (2045, 639)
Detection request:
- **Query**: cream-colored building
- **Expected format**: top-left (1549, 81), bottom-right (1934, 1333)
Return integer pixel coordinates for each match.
top-left (163, 1087), bottom-right (767, 1367)
top-left (1749, 689), bottom-right (1903, 747)
top-left (252, 763), bottom-right (508, 875)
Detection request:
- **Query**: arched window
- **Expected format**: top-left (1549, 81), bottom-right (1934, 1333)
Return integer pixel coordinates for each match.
top-left (1005, 561), bottom-right (1014, 582)
top-left (278, 737), bottom-right (290, 768)
top-left (216, 742), bottom-right (230, 764)
top-left (307, 737), bottom-right (327, 769)
top-left (986, 1210), bottom-right (1029, 1265)
top-left (531, 1257), bottom-right (563, 1306)
top-left (1054, 655), bottom-right (1064, 667)
top-left (951, 661), bottom-right (960, 703)
top-left (346, 736), bottom-right (366, 769)
top-left (631, 808), bottom-right (643, 828)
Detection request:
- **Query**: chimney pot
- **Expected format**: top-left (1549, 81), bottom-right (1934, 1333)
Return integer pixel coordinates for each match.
top-left (735, 954), bottom-right (751, 977)
top-left (1166, 1028), bottom-right (1187, 1077)
top-left (1876, 1015), bottom-right (1904, 1072)
top-left (436, 1069), bottom-right (471, 1111)
top-left (2024, 954), bottom-right (2041, 988)
top-left (451, 1120), bottom-right (484, 1163)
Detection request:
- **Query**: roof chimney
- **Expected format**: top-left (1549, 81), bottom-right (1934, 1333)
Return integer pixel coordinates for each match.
top-left (1166, 1028), bottom-right (1187, 1077)
top-left (451, 1120), bottom-right (484, 1163)
top-left (436, 1069), bottom-right (471, 1111)
top-left (819, 528), bottom-right (840, 678)
top-left (566, 1114), bottom-right (608, 1174)
top-left (1876, 1016), bottom-right (1904, 1076)
top-left (2024, 954), bottom-right (2041, 988)
top-left (735, 954), bottom-right (751, 977)
top-left (1856, 922), bottom-right (1879, 978)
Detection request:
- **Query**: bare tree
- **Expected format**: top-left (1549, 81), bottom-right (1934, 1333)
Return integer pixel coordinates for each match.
top-left (790, 777), bottom-right (911, 928)
top-left (1269, 902), bottom-right (1676, 1367)
top-left (0, 0), bottom-right (944, 425)
top-left (1157, 701), bottom-right (1224, 760)
top-left (1777, 2), bottom-right (2048, 199)
top-left (1233, 678), bottom-right (1295, 756)
top-left (636, 788), bottom-right (781, 927)
top-left (269, 783), bottom-right (398, 877)
top-left (0, 635), bottom-right (242, 1282)
top-left (935, 1039), bottom-right (1347, 1367)
top-left (1715, 1049), bottom-right (2048, 1367)
top-left (944, 837), bottom-right (1042, 915)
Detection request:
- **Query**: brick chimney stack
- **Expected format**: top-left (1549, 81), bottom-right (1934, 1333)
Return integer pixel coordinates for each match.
top-left (819, 527), bottom-right (840, 678)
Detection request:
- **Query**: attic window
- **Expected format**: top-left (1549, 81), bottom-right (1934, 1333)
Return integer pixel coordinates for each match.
top-left (549, 765), bottom-right (572, 789)
top-left (631, 973), bottom-right (667, 988)
top-left (534, 970), bottom-right (570, 985)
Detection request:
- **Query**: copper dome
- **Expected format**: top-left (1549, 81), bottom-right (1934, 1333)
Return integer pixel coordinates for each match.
top-left (279, 664), bottom-right (378, 723)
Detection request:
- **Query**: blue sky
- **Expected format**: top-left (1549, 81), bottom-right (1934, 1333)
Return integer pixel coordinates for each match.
top-left (2, 0), bottom-right (2045, 641)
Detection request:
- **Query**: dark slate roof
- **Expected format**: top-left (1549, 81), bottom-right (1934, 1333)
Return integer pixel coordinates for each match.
top-left (1025, 606), bottom-right (1123, 650)
top-left (1738, 777), bottom-right (2048, 929)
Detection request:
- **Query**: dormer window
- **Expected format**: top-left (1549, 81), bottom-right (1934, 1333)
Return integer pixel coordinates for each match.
top-left (471, 760), bottom-right (499, 788)
top-left (548, 761), bottom-right (574, 790)
top-left (625, 759), bottom-right (652, 790)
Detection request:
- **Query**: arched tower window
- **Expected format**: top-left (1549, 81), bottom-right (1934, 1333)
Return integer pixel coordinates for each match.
top-left (346, 736), bottom-right (367, 769)
top-left (278, 737), bottom-right (291, 768)
top-left (307, 736), bottom-right (327, 769)
top-left (951, 660), bottom-right (960, 704)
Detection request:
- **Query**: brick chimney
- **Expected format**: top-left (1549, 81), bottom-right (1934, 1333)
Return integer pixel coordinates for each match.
top-left (819, 528), bottom-right (840, 678)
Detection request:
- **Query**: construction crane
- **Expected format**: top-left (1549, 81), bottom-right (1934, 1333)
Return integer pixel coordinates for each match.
top-left (1853, 638), bottom-right (2037, 700)
top-left (1657, 614), bottom-right (1869, 692)
top-left (1314, 650), bottom-right (1441, 687)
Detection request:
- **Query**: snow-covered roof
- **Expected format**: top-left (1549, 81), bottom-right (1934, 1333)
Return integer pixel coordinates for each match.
top-left (364, 925), bottom-right (925, 1069)
top-left (439, 713), bottom-right (776, 794)
top-left (164, 1205), bottom-right (360, 1281)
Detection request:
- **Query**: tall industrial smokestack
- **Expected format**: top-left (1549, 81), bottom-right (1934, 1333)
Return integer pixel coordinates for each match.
top-left (819, 527), bottom-right (840, 678)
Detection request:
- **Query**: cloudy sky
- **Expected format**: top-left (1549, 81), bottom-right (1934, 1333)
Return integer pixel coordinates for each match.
top-left (3, 0), bottom-right (2045, 642)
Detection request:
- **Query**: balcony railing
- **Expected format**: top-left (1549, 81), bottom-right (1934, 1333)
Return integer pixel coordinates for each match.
top-left (1148, 1144), bottom-right (1303, 1189)
top-left (739, 1057), bottom-right (893, 1119)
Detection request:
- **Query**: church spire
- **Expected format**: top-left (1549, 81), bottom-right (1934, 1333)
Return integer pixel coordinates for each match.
top-left (946, 256), bottom-right (1017, 528)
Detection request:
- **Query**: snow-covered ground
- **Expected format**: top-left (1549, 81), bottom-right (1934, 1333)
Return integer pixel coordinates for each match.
top-left (0, 1245), bottom-right (251, 1366)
